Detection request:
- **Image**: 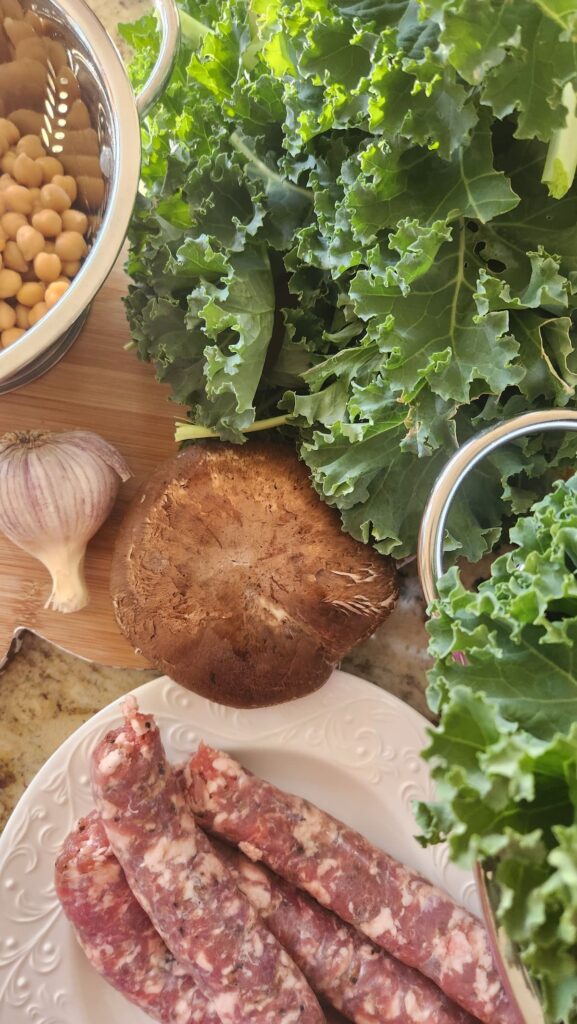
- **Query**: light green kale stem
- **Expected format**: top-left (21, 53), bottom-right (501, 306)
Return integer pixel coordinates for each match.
top-left (175, 415), bottom-right (290, 442)
top-left (542, 82), bottom-right (577, 199)
top-left (178, 9), bottom-right (213, 45)
top-left (229, 131), bottom-right (313, 200)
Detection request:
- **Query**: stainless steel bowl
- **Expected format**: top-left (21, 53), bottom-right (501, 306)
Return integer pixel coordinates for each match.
top-left (417, 408), bottom-right (577, 1024)
top-left (0, 0), bottom-right (180, 393)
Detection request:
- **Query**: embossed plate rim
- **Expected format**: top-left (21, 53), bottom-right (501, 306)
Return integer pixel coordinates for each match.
top-left (0, 669), bottom-right (477, 1023)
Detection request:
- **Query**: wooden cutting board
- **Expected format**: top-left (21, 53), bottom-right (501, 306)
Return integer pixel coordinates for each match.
top-left (0, 259), bottom-right (178, 668)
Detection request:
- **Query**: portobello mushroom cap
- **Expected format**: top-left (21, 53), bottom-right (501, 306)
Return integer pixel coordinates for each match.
top-left (111, 442), bottom-right (398, 708)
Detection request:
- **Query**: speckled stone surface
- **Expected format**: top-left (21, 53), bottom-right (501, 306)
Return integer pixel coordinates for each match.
top-left (89, 0), bottom-right (149, 38)
top-left (0, 1), bottom-right (433, 833)
top-left (344, 565), bottom-right (431, 721)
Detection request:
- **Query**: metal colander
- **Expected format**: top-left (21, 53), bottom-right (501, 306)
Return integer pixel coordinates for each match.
top-left (0, 0), bottom-right (180, 393)
top-left (417, 408), bottom-right (577, 1024)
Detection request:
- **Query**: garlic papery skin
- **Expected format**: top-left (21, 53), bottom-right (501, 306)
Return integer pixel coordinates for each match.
top-left (0, 430), bottom-right (131, 614)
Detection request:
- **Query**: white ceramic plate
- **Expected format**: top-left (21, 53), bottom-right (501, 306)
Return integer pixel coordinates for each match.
top-left (0, 670), bottom-right (478, 1024)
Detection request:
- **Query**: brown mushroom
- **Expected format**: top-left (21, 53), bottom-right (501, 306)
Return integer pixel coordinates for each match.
top-left (111, 442), bottom-right (398, 708)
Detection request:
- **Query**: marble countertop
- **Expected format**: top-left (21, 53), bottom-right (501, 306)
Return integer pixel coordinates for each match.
top-left (0, 0), bottom-right (433, 833)
top-left (90, 0), bottom-right (148, 40)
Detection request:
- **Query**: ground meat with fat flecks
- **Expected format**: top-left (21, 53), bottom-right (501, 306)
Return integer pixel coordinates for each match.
top-left (184, 744), bottom-right (521, 1024)
top-left (55, 811), bottom-right (219, 1024)
top-left (214, 839), bottom-right (480, 1024)
top-left (91, 699), bottom-right (325, 1024)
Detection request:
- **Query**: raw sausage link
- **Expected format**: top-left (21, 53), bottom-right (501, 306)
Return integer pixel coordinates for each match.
top-left (185, 744), bottom-right (520, 1024)
top-left (91, 700), bottom-right (325, 1024)
top-left (54, 811), bottom-right (219, 1024)
top-left (215, 840), bottom-right (479, 1024)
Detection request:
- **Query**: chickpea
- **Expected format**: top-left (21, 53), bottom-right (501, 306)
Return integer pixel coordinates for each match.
top-left (45, 40), bottom-right (68, 73)
top-left (16, 225), bottom-right (44, 262)
top-left (55, 230), bottom-right (87, 262)
top-left (0, 269), bottom-right (22, 298)
top-left (45, 279), bottom-right (69, 308)
top-left (16, 135), bottom-right (45, 160)
top-left (9, 110), bottom-right (44, 137)
top-left (62, 259), bottom-right (81, 278)
top-left (34, 252), bottom-right (61, 283)
top-left (0, 300), bottom-right (16, 331)
top-left (17, 33), bottom-right (45, 61)
top-left (36, 156), bottom-right (64, 183)
top-left (39, 183), bottom-right (71, 213)
top-left (76, 175), bottom-right (105, 213)
top-left (1, 212), bottom-right (27, 239)
top-left (0, 119), bottom-right (20, 148)
top-left (0, 195), bottom-right (5, 218)
top-left (61, 209), bottom-right (88, 235)
top-left (0, 226), bottom-right (6, 252)
top-left (4, 0), bottom-right (25, 16)
top-left (0, 152), bottom-right (16, 176)
top-left (4, 185), bottom-right (33, 215)
top-left (24, 9), bottom-right (44, 31)
top-left (28, 301), bottom-right (48, 327)
top-left (66, 99), bottom-right (91, 131)
top-left (31, 208), bottom-right (62, 238)
top-left (4, 240), bottom-right (28, 274)
top-left (13, 152), bottom-right (42, 188)
top-left (51, 174), bottom-right (77, 203)
top-left (14, 303), bottom-right (29, 329)
top-left (17, 280), bottom-right (45, 308)
top-left (4, 16), bottom-right (35, 47)
top-left (0, 173), bottom-right (16, 191)
top-left (1, 327), bottom-right (25, 347)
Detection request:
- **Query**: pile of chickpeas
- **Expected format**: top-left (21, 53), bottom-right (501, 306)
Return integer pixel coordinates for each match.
top-left (0, 123), bottom-right (89, 347)
top-left (0, 0), bottom-right (100, 350)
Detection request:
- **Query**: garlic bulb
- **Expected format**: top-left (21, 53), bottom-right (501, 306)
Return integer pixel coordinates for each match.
top-left (0, 430), bottom-right (131, 613)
